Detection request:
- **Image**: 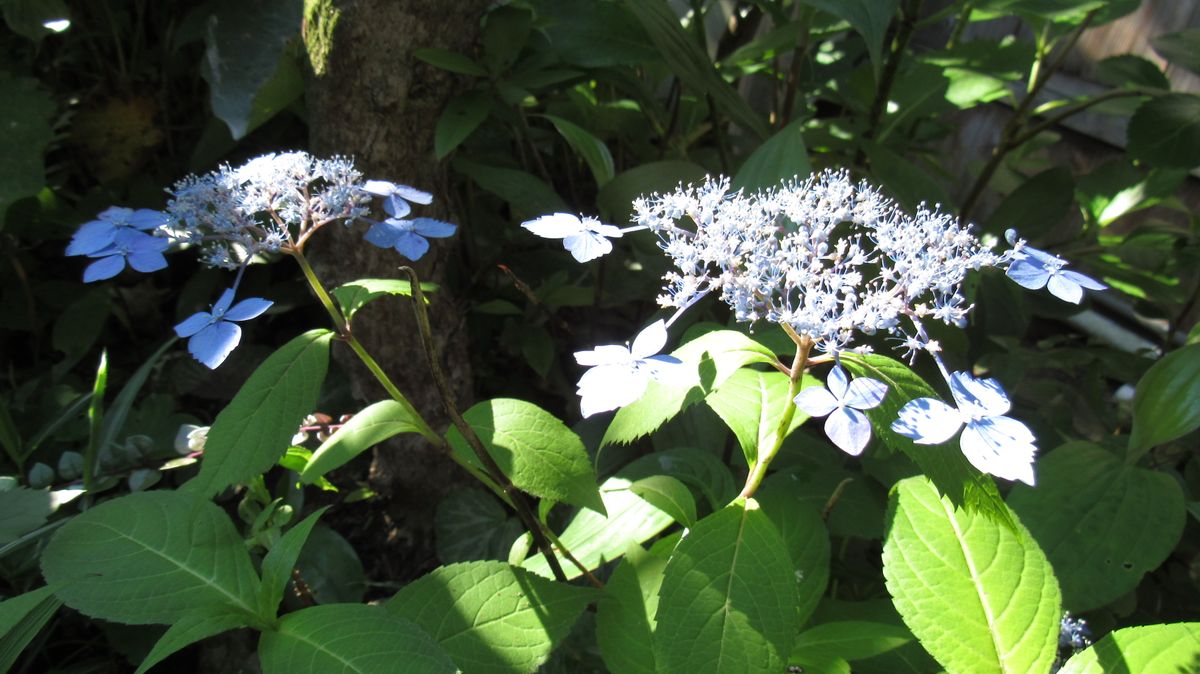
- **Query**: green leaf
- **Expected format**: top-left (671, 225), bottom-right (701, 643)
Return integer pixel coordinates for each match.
top-left (1095, 55), bottom-right (1171, 90)
top-left (436, 90), bottom-right (492, 159)
top-left (294, 525), bottom-right (366, 604)
top-left (481, 5), bottom-right (532, 72)
top-left (602, 330), bottom-right (777, 447)
top-left (621, 0), bottom-right (770, 140)
top-left (597, 160), bottom-right (709, 223)
top-left (621, 447), bottom-right (738, 510)
top-left (446, 398), bottom-right (603, 513)
top-left (1, 0), bottom-right (69, 41)
top-left (756, 477), bottom-right (831, 627)
top-left (543, 114), bottom-right (615, 186)
top-left (882, 477), bottom-right (1060, 674)
top-left (654, 499), bottom-right (799, 673)
top-left (0, 583), bottom-right (65, 672)
top-left (332, 278), bottom-right (438, 322)
top-left (705, 368), bottom-right (813, 467)
top-left (801, 0), bottom-right (900, 77)
top-left (97, 338), bottom-right (176, 465)
top-left (199, 0), bottom-right (304, 139)
top-left (985, 166), bottom-right (1074, 238)
top-left (1127, 94), bottom-right (1200, 169)
top-left (260, 603), bottom-right (456, 674)
top-left (414, 47), bottom-right (488, 76)
top-left (732, 120), bottom-right (811, 193)
top-left (134, 606), bottom-right (249, 674)
top-left (1058, 622), bottom-right (1200, 674)
top-left (387, 561), bottom-right (597, 674)
top-left (301, 400), bottom-right (422, 482)
top-left (0, 74), bottom-right (54, 229)
top-left (1007, 442), bottom-right (1185, 612)
top-left (540, 0), bottom-right (658, 67)
top-left (841, 353), bottom-right (1012, 523)
top-left (521, 470), bottom-right (677, 581)
top-left (791, 621), bottom-right (913, 663)
top-left (1151, 29), bottom-right (1200, 77)
top-left (1129, 344), bottom-right (1200, 458)
top-left (185, 330), bottom-right (332, 497)
top-left (629, 475), bottom-right (696, 527)
top-left (453, 158), bottom-right (568, 218)
top-left (435, 488), bottom-right (523, 563)
top-left (41, 491), bottom-right (262, 625)
top-left (596, 544), bottom-right (667, 674)
top-left (259, 508), bottom-right (328, 617)
top-left (862, 143), bottom-right (951, 211)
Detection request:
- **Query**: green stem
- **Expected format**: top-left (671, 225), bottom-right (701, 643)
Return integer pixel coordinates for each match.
top-left (737, 330), bottom-right (813, 501)
top-left (83, 350), bottom-right (108, 499)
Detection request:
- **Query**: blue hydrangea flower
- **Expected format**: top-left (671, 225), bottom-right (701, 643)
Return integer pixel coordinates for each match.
top-left (891, 371), bottom-right (1037, 485)
top-left (66, 206), bottom-right (169, 257)
top-left (81, 229), bottom-right (170, 282)
top-left (361, 180), bottom-right (433, 219)
top-left (521, 213), bottom-right (625, 263)
top-left (174, 288), bottom-right (273, 369)
top-left (574, 320), bottom-right (684, 418)
top-left (363, 217), bottom-right (457, 260)
top-left (1004, 232), bottom-right (1106, 304)
top-left (793, 364), bottom-right (888, 455)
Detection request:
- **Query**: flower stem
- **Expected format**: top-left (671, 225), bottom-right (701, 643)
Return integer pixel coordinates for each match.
top-left (737, 328), bottom-right (813, 501)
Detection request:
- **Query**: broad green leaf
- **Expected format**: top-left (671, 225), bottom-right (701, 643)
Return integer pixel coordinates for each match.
top-left (200, 0), bottom-right (304, 139)
top-left (801, 0), bottom-right (900, 77)
top-left (185, 330), bottom-right (332, 498)
top-left (862, 142), bottom-right (952, 211)
top-left (135, 606), bottom-right (249, 674)
top-left (543, 114), bottom-right (615, 186)
top-left (0, 583), bottom-right (64, 672)
top-left (260, 603), bottom-right (456, 674)
top-left (621, 0), bottom-right (770, 140)
top-left (521, 471), bottom-right (676, 580)
top-left (732, 120), bottom-right (811, 193)
top-left (332, 278), bottom-right (438, 322)
top-left (629, 475), bottom-right (696, 527)
top-left (1129, 344), bottom-right (1200, 458)
top-left (41, 491), bottom-right (262, 625)
top-left (414, 47), bottom-right (488, 76)
top-left (0, 487), bottom-right (53, 545)
top-left (434, 488), bottom-right (523, 563)
top-left (294, 524), bottom-right (366, 604)
top-left (705, 368), bottom-right (814, 467)
top-left (1151, 29), bottom-right (1200, 77)
top-left (453, 158), bottom-right (568, 218)
top-left (1127, 94), bottom-right (1200, 169)
top-left (446, 398), bottom-right (603, 513)
top-left (883, 477), bottom-right (1060, 674)
top-left (654, 499), bottom-right (799, 673)
top-left (436, 90), bottom-right (492, 159)
top-left (1007, 442), bottom-right (1184, 612)
top-left (1095, 55), bottom-right (1171, 90)
top-left (1, 0), bottom-right (69, 41)
top-left (388, 561), bottom-right (596, 674)
top-left (1058, 622), bottom-right (1200, 674)
top-left (259, 508), bottom-right (327, 617)
top-left (620, 447), bottom-right (738, 510)
top-left (481, 5), bottom-right (532, 72)
top-left (791, 621), bottom-right (913, 663)
top-left (0, 74), bottom-right (53, 229)
top-left (841, 353), bottom-right (1012, 524)
top-left (597, 160), bottom-right (708, 223)
top-left (757, 477), bottom-right (831, 627)
top-left (985, 166), bottom-right (1075, 238)
top-left (540, 0), bottom-right (658, 67)
top-left (301, 400), bottom-right (422, 482)
top-left (596, 544), bottom-right (668, 674)
top-left (602, 330), bottom-right (776, 447)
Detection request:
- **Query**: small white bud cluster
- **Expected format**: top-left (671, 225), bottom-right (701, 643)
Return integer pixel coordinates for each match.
top-left (633, 169), bottom-right (1005, 355)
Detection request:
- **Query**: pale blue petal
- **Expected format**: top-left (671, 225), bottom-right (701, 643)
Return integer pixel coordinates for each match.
top-left (189, 321), bottom-right (242, 369)
top-left (577, 364), bottom-right (647, 417)
top-left (794, 386), bottom-right (838, 418)
top-left (587, 221), bottom-right (624, 239)
top-left (827, 365), bottom-right (850, 400)
top-left (892, 397), bottom-right (962, 445)
top-left (960, 417), bottom-right (1037, 485)
top-left (83, 255), bottom-right (125, 282)
top-left (564, 231), bottom-right (613, 263)
top-left (392, 184), bottom-right (433, 205)
top-left (844, 376), bottom-right (888, 410)
top-left (363, 221), bottom-right (401, 248)
top-left (211, 288), bottom-right (237, 316)
top-left (361, 180), bottom-right (397, 196)
top-left (642, 355), bottom-right (686, 385)
top-left (1006, 258), bottom-right (1050, 290)
top-left (224, 297), bottom-right (273, 322)
top-left (575, 344), bottom-right (631, 367)
top-left (383, 194), bottom-right (412, 218)
top-left (949, 372), bottom-right (1009, 417)
top-left (1046, 272), bottom-right (1083, 303)
top-left (1022, 246), bottom-right (1065, 267)
top-left (521, 213), bottom-right (581, 239)
top-left (128, 209), bottom-right (170, 230)
top-left (393, 231), bottom-right (431, 260)
top-left (630, 320), bottom-right (668, 358)
top-left (825, 407), bottom-right (871, 456)
top-left (1059, 269), bottom-right (1106, 291)
top-left (411, 218), bottom-right (456, 238)
top-left (174, 312), bottom-right (213, 338)
top-left (126, 248), bottom-right (168, 273)
top-left (66, 220), bottom-right (118, 256)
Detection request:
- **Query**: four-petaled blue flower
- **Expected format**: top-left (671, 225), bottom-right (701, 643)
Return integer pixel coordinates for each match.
top-left (1005, 232), bottom-right (1106, 304)
top-left (66, 206), bottom-right (169, 257)
top-left (521, 213), bottom-right (625, 263)
top-left (361, 180), bottom-right (434, 219)
top-left (81, 229), bottom-right (171, 282)
top-left (891, 371), bottom-right (1037, 485)
top-left (174, 288), bottom-right (273, 369)
top-left (793, 364), bottom-right (888, 455)
top-left (574, 320), bottom-right (684, 418)
top-left (363, 217), bottom-right (457, 261)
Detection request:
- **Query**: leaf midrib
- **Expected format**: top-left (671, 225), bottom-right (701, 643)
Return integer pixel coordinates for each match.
top-left (939, 497), bottom-right (1008, 672)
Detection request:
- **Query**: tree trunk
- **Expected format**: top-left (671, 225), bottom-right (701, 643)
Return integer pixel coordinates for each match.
top-left (304, 0), bottom-right (487, 583)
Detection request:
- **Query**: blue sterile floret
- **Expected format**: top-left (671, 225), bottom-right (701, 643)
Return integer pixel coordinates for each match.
top-left (174, 288), bottom-right (273, 369)
top-left (793, 364), bottom-right (888, 455)
top-left (362, 216), bottom-right (457, 261)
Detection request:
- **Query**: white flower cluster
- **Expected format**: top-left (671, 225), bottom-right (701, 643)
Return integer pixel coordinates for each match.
top-left (166, 152), bottom-right (369, 268)
top-left (633, 170), bottom-right (1005, 355)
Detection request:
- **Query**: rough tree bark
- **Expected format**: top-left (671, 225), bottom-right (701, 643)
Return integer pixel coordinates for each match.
top-left (303, 0), bottom-right (489, 582)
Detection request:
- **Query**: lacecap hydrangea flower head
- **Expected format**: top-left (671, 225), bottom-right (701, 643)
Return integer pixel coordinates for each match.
top-left (524, 169), bottom-right (1106, 485)
top-left (66, 151), bottom-right (456, 369)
